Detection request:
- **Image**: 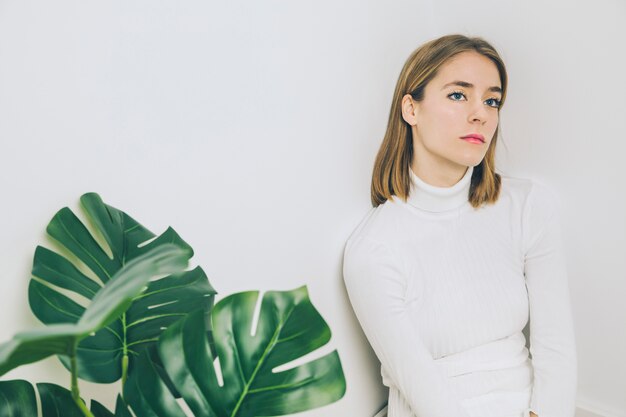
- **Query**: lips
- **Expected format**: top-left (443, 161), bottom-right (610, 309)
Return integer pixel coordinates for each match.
top-left (461, 134), bottom-right (485, 143)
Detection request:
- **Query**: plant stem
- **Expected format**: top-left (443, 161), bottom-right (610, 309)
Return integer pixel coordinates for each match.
top-left (122, 312), bottom-right (128, 390)
top-left (121, 351), bottom-right (129, 387)
top-left (70, 342), bottom-right (96, 417)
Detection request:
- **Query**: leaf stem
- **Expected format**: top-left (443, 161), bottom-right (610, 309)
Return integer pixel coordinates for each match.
top-left (70, 342), bottom-right (96, 417)
top-left (121, 312), bottom-right (129, 395)
top-left (121, 351), bottom-right (129, 387)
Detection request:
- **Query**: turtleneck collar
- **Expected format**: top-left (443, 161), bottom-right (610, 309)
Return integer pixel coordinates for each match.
top-left (407, 165), bottom-right (474, 212)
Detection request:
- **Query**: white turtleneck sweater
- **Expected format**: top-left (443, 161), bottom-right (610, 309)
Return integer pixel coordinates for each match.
top-left (342, 165), bottom-right (577, 417)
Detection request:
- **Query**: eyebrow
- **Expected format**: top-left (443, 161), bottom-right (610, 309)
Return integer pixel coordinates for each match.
top-left (441, 80), bottom-right (502, 94)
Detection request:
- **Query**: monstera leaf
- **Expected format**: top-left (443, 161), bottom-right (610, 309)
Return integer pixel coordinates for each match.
top-left (0, 245), bottom-right (186, 417)
top-left (28, 193), bottom-right (216, 383)
top-left (0, 380), bottom-right (130, 417)
top-left (0, 244), bottom-right (190, 377)
top-left (124, 286), bottom-right (346, 417)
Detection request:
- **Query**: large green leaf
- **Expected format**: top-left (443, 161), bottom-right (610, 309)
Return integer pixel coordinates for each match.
top-left (125, 286), bottom-right (346, 417)
top-left (0, 380), bottom-right (130, 417)
top-left (28, 193), bottom-right (216, 383)
top-left (0, 244), bottom-right (190, 376)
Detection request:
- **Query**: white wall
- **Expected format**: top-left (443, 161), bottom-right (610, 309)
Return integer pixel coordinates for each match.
top-left (0, 1), bottom-right (624, 416)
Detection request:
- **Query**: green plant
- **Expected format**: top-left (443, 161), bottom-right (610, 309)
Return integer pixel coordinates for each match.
top-left (0, 193), bottom-right (346, 417)
top-left (28, 193), bottom-right (215, 386)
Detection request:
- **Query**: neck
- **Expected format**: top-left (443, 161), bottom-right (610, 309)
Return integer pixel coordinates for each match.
top-left (410, 159), bottom-right (469, 187)
top-left (407, 165), bottom-right (474, 212)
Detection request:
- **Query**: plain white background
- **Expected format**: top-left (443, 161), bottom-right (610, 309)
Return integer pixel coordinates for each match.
top-left (0, 1), bottom-right (624, 416)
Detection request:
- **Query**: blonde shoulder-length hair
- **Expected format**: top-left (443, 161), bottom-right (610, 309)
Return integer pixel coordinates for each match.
top-left (371, 34), bottom-right (508, 208)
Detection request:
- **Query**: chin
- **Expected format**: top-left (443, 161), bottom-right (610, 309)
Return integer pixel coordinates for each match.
top-left (454, 157), bottom-right (484, 168)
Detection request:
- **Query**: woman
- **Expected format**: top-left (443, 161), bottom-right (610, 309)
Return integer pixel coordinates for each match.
top-left (342, 34), bottom-right (577, 417)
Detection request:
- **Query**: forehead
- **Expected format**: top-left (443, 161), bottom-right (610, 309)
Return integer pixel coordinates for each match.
top-left (432, 51), bottom-right (501, 89)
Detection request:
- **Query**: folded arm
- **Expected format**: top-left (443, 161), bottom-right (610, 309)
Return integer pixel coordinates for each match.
top-left (343, 236), bottom-right (471, 417)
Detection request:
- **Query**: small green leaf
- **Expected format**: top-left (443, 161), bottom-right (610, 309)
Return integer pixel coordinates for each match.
top-left (0, 380), bottom-right (132, 417)
top-left (91, 400), bottom-right (115, 417)
top-left (113, 395), bottom-right (133, 417)
top-left (38, 383), bottom-right (86, 417)
top-left (125, 350), bottom-right (188, 417)
top-left (0, 326), bottom-right (83, 376)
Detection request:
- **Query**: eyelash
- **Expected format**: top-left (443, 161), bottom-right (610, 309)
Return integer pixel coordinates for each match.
top-left (448, 90), bottom-right (501, 109)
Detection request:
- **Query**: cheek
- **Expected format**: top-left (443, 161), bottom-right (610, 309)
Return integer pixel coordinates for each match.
top-left (434, 102), bottom-right (458, 120)
top-left (490, 109), bottom-right (499, 123)
top-left (419, 101), bottom-right (455, 130)
top-left (485, 116), bottom-right (499, 144)
top-left (434, 106), bottom-right (463, 136)
top-left (489, 113), bottom-right (499, 132)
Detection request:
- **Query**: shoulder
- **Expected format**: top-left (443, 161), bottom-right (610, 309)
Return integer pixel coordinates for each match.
top-left (342, 198), bottom-right (410, 270)
top-left (342, 203), bottom-right (407, 287)
top-left (344, 197), bottom-right (409, 247)
top-left (499, 172), bottom-right (562, 215)
top-left (500, 173), bottom-right (564, 254)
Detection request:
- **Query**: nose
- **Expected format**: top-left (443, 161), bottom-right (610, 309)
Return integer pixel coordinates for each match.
top-left (468, 101), bottom-right (489, 124)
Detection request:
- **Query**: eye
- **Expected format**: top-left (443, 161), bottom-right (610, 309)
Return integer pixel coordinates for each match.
top-left (448, 91), bottom-right (466, 101)
top-left (448, 91), bottom-right (502, 109)
top-left (486, 98), bottom-right (502, 109)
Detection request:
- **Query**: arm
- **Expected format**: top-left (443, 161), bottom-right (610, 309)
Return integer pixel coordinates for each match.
top-left (523, 182), bottom-right (578, 417)
top-left (343, 236), bottom-right (471, 417)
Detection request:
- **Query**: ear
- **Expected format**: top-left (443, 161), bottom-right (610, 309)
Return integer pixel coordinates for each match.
top-left (401, 94), bottom-right (419, 126)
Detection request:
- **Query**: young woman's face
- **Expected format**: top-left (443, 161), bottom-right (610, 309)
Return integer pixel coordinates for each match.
top-left (404, 51), bottom-right (502, 180)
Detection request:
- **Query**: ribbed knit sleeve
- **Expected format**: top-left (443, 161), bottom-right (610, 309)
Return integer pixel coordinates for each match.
top-left (343, 236), bottom-right (472, 417)
top-left (522, 182), bottom-right (578, 417)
